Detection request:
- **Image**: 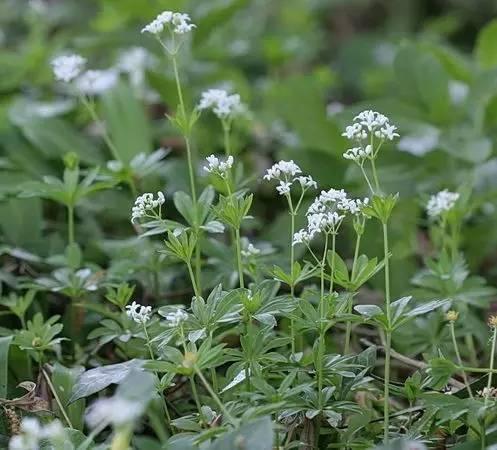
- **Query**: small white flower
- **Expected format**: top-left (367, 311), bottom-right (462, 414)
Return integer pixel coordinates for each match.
top-left (263, 160), bottom-right (302, 181)
top-left (198, 89), bottom-right (245, 120)
top-left (342, 110), bottom-right (398, 143)
top-left (141, 10), bottom-right (195, 35)
top-left (51, 54), bottom-right (86, 82)
top-left (292, 229), bottom-right (313, 246)
top-left (426, 190), bottom-right (459, 218)
top-left (86, 397), bottom-right (143, 428)
top-left (203, 154), bottom-right (234, 177)
top-left (326, 101), bottom-right (344, 118)
top-left (276, 181), bottom-right (292, 195)
top-left (165, 308), bottom-right (189, 326)
top-left (131, 191), bottom-right (165, 223)
top-left (296, 175), bottom-right (317, 189)
top-left (343, 145), bottom-right (372, 162)
top-left (241, 243), bottom-right (261, 258)
top-left (75, 69), bottom-right (119, 95)
top-left (126, 301), bottom-right (152, 324)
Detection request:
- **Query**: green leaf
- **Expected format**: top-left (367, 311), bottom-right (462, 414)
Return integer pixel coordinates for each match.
top-left (0, 336), bottom-right (12, 398)
top-left (354, 305), bottom-right (383, 318)
top-left (207, 416), bottom-right (273, 450)
top-left (173, 191), bottom-right (195, 226)
top-left (101, 82), bottom-right (152, 164)
top-left (51, 363), bottom-right (86, 430)
top-left (69, 359), bottom-right (144, 402)
top-left (476, 19), bottom-right (497, 70)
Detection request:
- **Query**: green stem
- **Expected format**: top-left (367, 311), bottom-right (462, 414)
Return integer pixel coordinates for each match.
top-left (67, 204), bottom-right (75, 245)
top-left (190, 375), bottom-right (204, 421)
top-left (42, 368), bottom-right (73, 428)
top-left (317, 233), bottom-right (330, 415)
top-left (382, 222), bottom-right (391, 444)
top-left (222, 121), bottom-right (232, 156)
top-left (449, 322), bottom-right (473, 399)
top-left (186, 261), bottom-right (201, 299)
top-left (235, 228), bottom-right (245, 288)
top-left (485, 326), bottom-right (497, 407)
top-left (359, 164), bottom-right (374, 195)
top-left (345, 233), bottom-right (362, 354)
top-left (290, 211), bottom-right (296, 354)
top-left (195, 366), bottom-right (237, 426)
top-left (143, 325), bottom-right (173, 427)
top-left (328, 233), bottom-right (336, 296)
top-left (370, 158), bottom-right (381, 193)
top-left (465, 334), bottom-right (479, 368)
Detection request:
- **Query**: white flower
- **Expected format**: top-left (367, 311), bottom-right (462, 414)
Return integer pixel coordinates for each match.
top-left (203, 154), bottom-right (234, 177)
top-left (126, 301), bottom-right (152, 324)
top-left (165, 308), bottom-right (189, 326)
top-left (343, 145), bottom-right (372, 162)
top-left (198, 89), bottom-right (245, 120)
top-left (9, 418), bottom-right (65, 450)
top-left (86, 397), bottom-right (143, 428)
top-left (426, 190), bottom-right (459, 218)
top-left (397, 130), bottom-right (439, 157)
top-left (241, 243), bottom-right (261, 258)
top-left (342, 110), bottom-right (399, 143)
top-left (297, 175), bottom-right (317, 189)
top-left (75, 69), bottom-right (119, 95)
top-left (276, 181), bottom-right (292, 195)
top-left (326, 101), bottom-right (344, 118)
top-left (292, 229), bottom-right (313, 246)
top-left (131, 191), bottom-right (165, 223)
top-left (263, 160), bottom-right (302, 181)
top-left (141, 11), bottom-right (195, 35)
top-left (51, 54), bottom-right (86, 82)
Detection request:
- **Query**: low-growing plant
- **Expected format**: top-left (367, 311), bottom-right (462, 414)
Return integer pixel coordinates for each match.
top-left (2, 4), bottom-right (497, 450)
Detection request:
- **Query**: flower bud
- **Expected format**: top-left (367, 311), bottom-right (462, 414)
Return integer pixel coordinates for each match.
top-left (446, 310), bottom-right (459, 322)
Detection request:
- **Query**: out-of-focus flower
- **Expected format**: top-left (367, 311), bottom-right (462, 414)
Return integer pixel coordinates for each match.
top-left (75, 69), bottom-right (119, 95)
top-left (426, 190), bottom-right (459, 218)
top-left (198, 89), bottom-right (245, 120)
top-left (51, 54), bottom-right (86, 82)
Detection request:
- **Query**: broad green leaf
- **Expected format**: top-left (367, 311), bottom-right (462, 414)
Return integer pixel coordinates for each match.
top-left (354, 304), bottom-right (383, 318)
top-left (52, 363), bottom-right (86, 430)
top-left (101, 82), bottom-right (152, 164)
top-left (475, 19), bottom-right (497, 70)
top-left (69, 359), bottom-right (144, 402)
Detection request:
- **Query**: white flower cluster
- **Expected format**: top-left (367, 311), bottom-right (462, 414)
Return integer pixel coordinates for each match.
top-left (263, 160), bottom-right (316, 196)
top-left (75, 69), bottom-right (119, 96)
top-left (342, 145), bottom-right (372, 163)
top-left (198, 89), bottom-right (245, 120)
top-left (9, 418), bottom-right (64, 450)
top-left (126, 301), bottom-right (153, 324)
top-left (86, 397), bottom-right (143, 429)
top-left (141, 11), bottom-right (196, 35)
top-left (165, 308), bottom-right (189, 326)
top-left (51, 54), bottom-right (86, 83)
top-left (293, 189), bottom-right (369, 245)
top-left (204, 155), bottom-right (234, 178)
top-left (426, 190), bottom-right (459, 218)
top-left (131, 191), bottom-right (165, 223)
top-left (342, 110), bottom-right (399, 142)
top-left (241, 242), bottom-right (260, 258)
top-left (51, 54), bottom-right (87, 82)
top-left (51, 53), bottom-right (118, 95)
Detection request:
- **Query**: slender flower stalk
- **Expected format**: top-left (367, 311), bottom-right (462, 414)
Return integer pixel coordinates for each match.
top-left (41, 369), bottom-right (73, 429)
top-left (344, 231), bottom-right (362, 354)
top-left (485, 317), bottom-right (497, 407)
top-left (67, 205), bottom-right (75, 245)
top-left (447, 313), bottom-right (473, 399)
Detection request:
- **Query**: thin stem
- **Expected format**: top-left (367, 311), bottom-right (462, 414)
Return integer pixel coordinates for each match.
top-left (67, 205), bottom-right (75, 245)
top-left (359, 164), bottom-right (374, 195)
top-left (465, 333), bottom-right (479, 368)
top-left (485, 326), bottom-right (497, 407)
top-left (186, 261), bottom-right (201, 299)
top-left (370, 158), bottom-right (381, 193)
top-left (290, 208), bottom-right (296, 354)
top-left (190, 375), bottom-right (204, 420)
top-left (143, 324), bottom-right (173, 427)
top-left (449, 322), bottom-right (473, 399)
top-left (328, 233), bottom-right (336, 296)
top-left (382, 222), bottom-right (391, 444)
top-left (42, 368), bottom-right (73, 428)
top-left (222, 121), bottom-right (232, 156)
top-left (195, 366), bottom-right (237, 425)
top-left (345, 232), bottom-right (362, 354)
top-left (235, 228), bottom-right (245, 288)
top-left (317, 233), bottom-right (330, 413)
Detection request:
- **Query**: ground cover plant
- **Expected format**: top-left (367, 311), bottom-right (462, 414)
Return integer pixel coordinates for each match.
top-left (3, 1), bottom-right (497, 449)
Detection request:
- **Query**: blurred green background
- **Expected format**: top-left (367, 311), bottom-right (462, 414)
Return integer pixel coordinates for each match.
top-left (2, 0), bottom-right (497, 304)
